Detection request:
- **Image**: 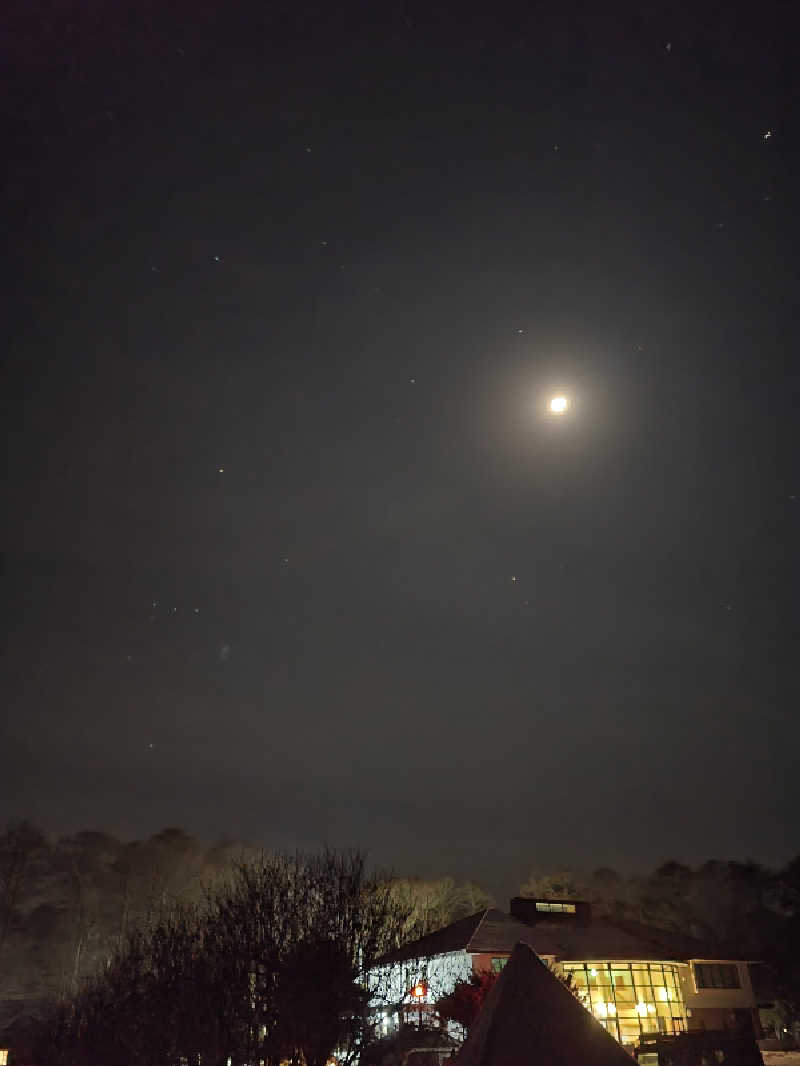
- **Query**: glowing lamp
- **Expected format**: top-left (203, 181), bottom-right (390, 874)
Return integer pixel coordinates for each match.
top-left (549, 395), bottom-right (569, 414)
top-left (411, 983), bottom-right (427, 999)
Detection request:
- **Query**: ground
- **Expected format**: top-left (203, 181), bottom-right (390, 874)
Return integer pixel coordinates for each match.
top-left (762, 1053), bottom-right (800, 1066)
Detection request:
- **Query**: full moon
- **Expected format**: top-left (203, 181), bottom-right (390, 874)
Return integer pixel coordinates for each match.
top-left (549, 395), bottom-right (569, 414)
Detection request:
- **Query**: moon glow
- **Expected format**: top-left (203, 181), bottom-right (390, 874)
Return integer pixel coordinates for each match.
top-left (549, 395), bottom-right (569, 414)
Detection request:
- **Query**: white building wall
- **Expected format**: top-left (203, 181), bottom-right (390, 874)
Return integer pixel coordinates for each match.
top-left (680, 961), bottom-right (757, 1012)
top-left (368, 950), bottom-right (474, 1011)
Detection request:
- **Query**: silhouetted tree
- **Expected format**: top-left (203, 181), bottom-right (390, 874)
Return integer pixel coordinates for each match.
top-left (519, 870), bottom-right (584, 899)
top-left (388, 878), bottom-right (493, 942)
top-left (0, 821), bottom-right (45, 962)
top-left (32, 848), bottom-right (410, 1066)
top-left (436, 969), bottom-right (498, 1031)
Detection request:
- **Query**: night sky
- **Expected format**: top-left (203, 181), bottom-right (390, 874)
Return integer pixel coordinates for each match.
top-left (3, 0), bottom-right (797, 900)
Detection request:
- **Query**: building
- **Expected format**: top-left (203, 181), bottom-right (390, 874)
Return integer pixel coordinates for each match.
top-left (454, 940), bottom-right (639, 1066)
top-left (368, 900), bottom-right (764, 1051)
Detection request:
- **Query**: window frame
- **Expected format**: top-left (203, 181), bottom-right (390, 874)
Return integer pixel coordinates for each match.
top-left (693, 963), bottom-right (741, 990)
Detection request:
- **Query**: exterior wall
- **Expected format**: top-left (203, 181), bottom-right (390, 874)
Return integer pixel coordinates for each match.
top-left (369, 949), bottom-right (761, 1045)
top-left (680, 962), bottom-right (757, 1013)
top-left (368, 950), bottom-right (473, 1012)
top-left (471, 951), bottom-right (555, 975)
top-left (472, 952), bottom-right (504, 975)
top-left (687, 1007), bottom-right (736, 1029)
top-left (677, 963), bottom-right (760, 1037)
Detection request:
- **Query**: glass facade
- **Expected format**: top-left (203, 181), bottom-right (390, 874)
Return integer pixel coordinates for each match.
top-left (562, 962), bottom-right (687, 1048)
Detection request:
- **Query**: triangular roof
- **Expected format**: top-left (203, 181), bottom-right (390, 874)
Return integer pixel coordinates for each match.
top-left (454, 941), bottom-right (635, 1066)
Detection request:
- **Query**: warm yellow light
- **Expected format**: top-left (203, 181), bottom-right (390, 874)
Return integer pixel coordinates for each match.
top-left (658, 988), bottom-right (669, 1001)
top-left (411, 983), bottom-right (427, 999)
top-left (607, 1003), bottom-right (617, 1016)
top-left (549, 395), bottom-right (569, 413)
top-left (594, 1001), bottom-right (608, 1018)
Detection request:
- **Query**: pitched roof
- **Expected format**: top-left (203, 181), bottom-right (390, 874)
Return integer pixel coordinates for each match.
top-left (454, 941), bottom-right (635, 1066)
top-left (377, 910), bottom-right (542, 965)
top-left (376, 908), bottom-right (743, 967)
top-left (514, 915), bottom-right (732, 962)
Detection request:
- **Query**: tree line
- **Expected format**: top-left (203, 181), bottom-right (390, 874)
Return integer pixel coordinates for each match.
top-left (0, 821), bottom-right (492, 1044)
top-left (2, 821), bottom-right (799, 1059)
top-left (0, 823), bottom-right (244, 1020)
top-left (31, 849), bottom-right (411, 1066)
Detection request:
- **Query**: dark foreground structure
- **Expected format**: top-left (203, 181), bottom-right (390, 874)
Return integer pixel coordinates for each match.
top-left (454, 941), bottom-right (635, 1066)
top-left (635, 1030), bottom-right (764, 1066)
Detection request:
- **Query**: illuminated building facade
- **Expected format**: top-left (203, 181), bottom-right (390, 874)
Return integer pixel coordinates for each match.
top-left (369, 902), bottom-right (764, 1050)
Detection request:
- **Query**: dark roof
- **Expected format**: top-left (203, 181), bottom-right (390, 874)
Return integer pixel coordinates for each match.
top-left (377, 909), bottom-right (745, 966)
top-left (377, 909), bottom-right (538, 965)
top-left (516, 915), bottom-right (733, 962)
top-left (454, 941), bottom-right (635, 1066)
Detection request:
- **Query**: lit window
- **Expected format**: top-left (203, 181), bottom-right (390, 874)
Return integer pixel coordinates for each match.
top-left (561, 963), bottom-right (688, 1046)
top-left (535, 901), bottom-right (577, 913)
top-left (491, 957), bottom-right (508, 973)
top-left (694, 964), bottom-right (740, 990)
